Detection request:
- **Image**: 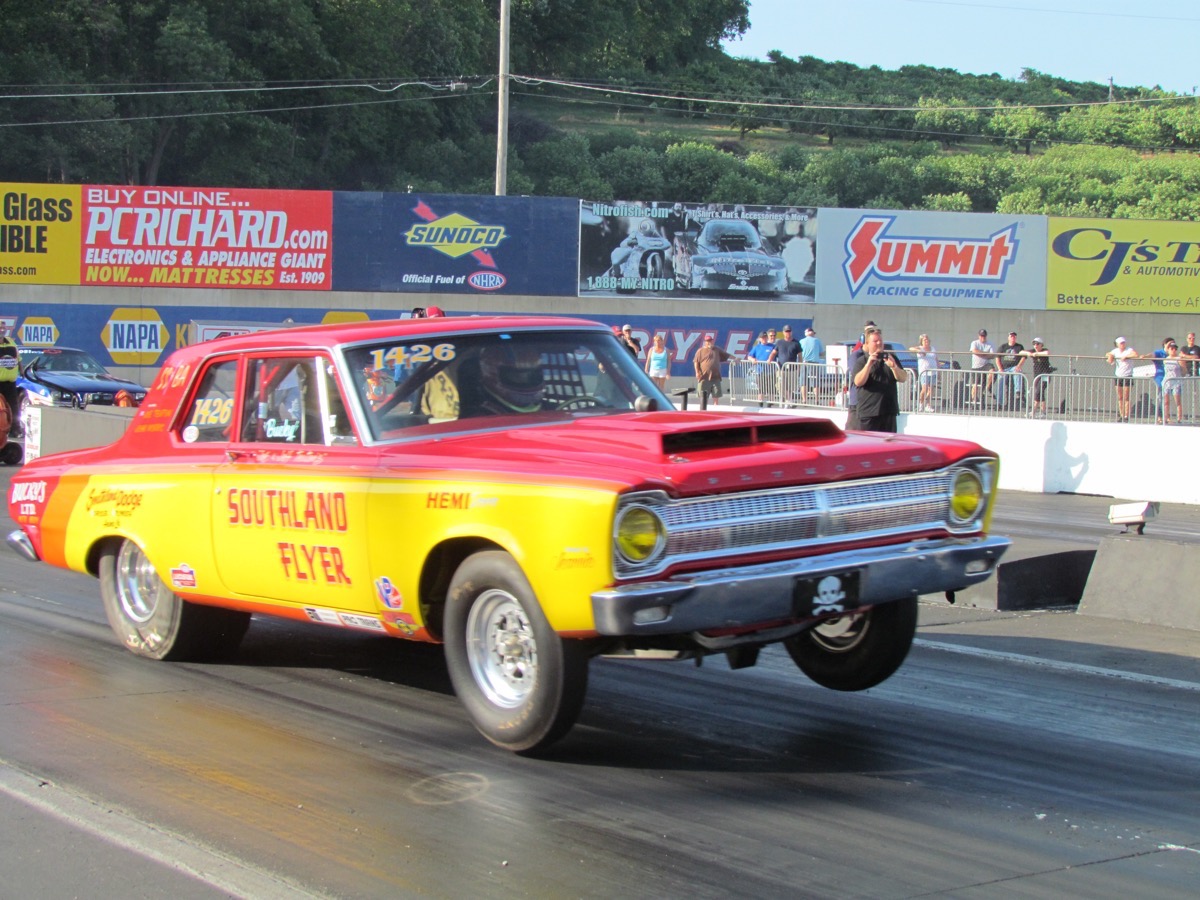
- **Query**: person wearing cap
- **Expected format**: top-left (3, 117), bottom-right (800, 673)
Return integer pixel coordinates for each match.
top-left (1021, 337), bottom-right (1052, 418)
top-left (694, 334), bottom-right (733, 409)
top-left (769, 325), bottom-right (801, 404)
top-left (846, 320), bottom-right (876, 428)
top-left (1144, 336), bottom-right (1181, 424)
top-left (745, 330), bottom-right (775, 402)
top-left (996, 330), bottom-right (1026, 410)
top-left (617, 324), bottom-right (641, 359)
top-left (1105, 336), bottom-right (1138, 422)
top-left (968, 329), bottom-right (998, 406)
top-left (798, 326), bottom-right (825, 404)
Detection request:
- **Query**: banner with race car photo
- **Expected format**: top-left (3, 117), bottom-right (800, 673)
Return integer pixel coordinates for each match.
top-left (815, 208), bottom-right (1047, 309)
top-left (579, 201), bottom-right (817, 301)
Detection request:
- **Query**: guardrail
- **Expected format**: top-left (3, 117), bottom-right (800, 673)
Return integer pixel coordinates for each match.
top-left (726, 354), bottom-right (1200, 426)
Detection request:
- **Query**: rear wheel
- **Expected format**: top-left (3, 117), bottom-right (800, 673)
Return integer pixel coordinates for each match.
top-left (444, 551), bottom-right (589, 754)
top-left (784, 597), bottom-right (918, 692)
top-left (99, 539), bottom-right (250, 661)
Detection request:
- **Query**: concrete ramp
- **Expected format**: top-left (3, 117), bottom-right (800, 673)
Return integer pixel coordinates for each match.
top-left (1079, 534), bottom-right (1200, 631)
top-left (930, 537), bottom-right (1095, 611)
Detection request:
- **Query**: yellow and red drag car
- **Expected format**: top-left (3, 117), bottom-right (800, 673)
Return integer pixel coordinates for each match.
top-left (6, 316), bottom-right (1008, 753)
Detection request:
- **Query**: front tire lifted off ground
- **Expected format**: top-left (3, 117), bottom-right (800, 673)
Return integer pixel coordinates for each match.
top-left (444, 551), bottom-right (590, 754)
top-left (784, 597), bottom-right (918, 692)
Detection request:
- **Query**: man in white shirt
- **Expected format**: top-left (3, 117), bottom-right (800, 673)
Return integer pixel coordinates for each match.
top-left (968, 329), bottom-right (997, 406)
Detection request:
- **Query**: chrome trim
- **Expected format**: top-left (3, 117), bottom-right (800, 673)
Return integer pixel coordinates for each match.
top-left (613, 458), bottom-right (998, 579)
top-left (6, 529), bottom-right (40, 563)
top-left (592, 534), bottom-right (1010, 636)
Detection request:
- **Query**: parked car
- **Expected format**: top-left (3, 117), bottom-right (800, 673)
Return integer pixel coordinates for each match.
top-left (15, 346), bottom-right (147, 436)
top-left (672, 218), bottom-right (788, 294)
top-left (5, 316), bottom-right (1008, 753)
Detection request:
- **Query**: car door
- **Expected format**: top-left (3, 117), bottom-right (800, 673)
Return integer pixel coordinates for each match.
top-left (210, 352), bottom-right (378, 616)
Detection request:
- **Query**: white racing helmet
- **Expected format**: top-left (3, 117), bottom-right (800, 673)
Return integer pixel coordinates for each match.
top-left (479, 344), bottom-right (545, 412)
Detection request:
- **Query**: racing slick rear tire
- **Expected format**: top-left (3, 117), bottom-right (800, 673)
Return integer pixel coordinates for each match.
top-left (99, 539), bottom-right (251, 662)
top-left (444, 551), bottom-right (590, 754)
top-left (783, 597), bottom-right (918, 692)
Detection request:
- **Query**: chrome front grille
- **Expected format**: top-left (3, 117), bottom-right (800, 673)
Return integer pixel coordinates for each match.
top-left (615, 466), bottom-right (972, 579)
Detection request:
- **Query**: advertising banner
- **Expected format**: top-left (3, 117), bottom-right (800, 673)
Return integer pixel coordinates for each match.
top-left (0, 183), bottom-right (82, 285)
top-left (817, 208), bottom-right (1046, 309)
top-left (81, 185), bottom-right (332, 290)
top-left (332, 192), bottom-right (578, 296)
top-left (579, 201), bottom-right (816, 300)
top-left (1047, 217), bottom-right (1200, 314)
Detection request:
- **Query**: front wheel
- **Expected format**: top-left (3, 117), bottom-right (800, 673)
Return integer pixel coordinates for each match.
top-left (783, 597), bottom-right (918, 692)
top-left (99, 539), bottom-right (250, 661)
top-left (444, 551), bottom-right (589, 754)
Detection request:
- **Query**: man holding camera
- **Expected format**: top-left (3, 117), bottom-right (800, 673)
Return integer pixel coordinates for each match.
top-left (851, 325), bottom-right (908, 433)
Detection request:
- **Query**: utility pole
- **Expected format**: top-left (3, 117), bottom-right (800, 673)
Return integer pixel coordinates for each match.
top-left (494, 0), bottom-right (511, 196)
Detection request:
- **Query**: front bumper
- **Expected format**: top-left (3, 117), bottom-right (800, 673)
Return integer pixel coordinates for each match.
top-left (591, 534), bottom-right (1010, 636)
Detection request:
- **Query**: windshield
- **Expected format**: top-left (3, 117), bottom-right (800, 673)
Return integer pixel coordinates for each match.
top-left (341, 328), bottom-right (671, 441)
top-left (25, 348), bottom-right (109, 374)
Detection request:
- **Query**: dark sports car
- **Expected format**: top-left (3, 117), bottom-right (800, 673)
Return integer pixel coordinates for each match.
top-left (16, 347), bottom-right (147, 433)
top-left (672, 219), bottom-right (788, 294)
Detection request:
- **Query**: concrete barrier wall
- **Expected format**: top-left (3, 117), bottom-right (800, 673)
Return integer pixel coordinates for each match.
top-left (24, 406), bottom-right (137, 462)
top-left (747, 406), bottom-right (1198, 506)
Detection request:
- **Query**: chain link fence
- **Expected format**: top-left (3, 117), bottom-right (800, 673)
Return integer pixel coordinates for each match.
top-left (723, 352), bottom-right (1200, 425)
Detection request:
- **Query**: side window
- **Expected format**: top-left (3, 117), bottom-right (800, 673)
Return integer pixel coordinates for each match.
top-left (241, 356), bottom-right (357, 446)
top-left (180, 359), bottom-right (239, 443)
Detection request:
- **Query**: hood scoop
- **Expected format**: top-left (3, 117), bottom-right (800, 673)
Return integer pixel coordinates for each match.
top-left (662, 419), bottom-right (841, 455)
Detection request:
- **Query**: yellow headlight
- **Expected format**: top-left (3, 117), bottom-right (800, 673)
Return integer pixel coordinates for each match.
top-left (615, 506), bottom-right (665, 562)
top-left (950, 469), bottom-right (984, 524)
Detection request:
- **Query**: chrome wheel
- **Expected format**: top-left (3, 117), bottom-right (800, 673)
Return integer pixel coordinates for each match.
top-left (466, 588), bottom-right (539, 709)
top-left (114, 539), bottom-right (165, 626)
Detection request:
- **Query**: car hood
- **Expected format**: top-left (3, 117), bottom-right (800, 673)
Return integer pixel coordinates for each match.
top-left (388, 411), bottom-right (981, 497)
top-left (23, 371), bottom-right (145, 394)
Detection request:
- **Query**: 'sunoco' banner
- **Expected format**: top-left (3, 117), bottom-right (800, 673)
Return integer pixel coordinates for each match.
top-left (332, 192), bottom-right (578, 296)
top-left (817, 208), bottom-right (1047, 309)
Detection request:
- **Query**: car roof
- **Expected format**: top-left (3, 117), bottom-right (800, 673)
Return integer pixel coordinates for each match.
top-left (191, 315), bottom-right (609, 355)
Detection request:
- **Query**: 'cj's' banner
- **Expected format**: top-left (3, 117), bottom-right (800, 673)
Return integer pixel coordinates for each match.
top-left (1047, 217), bottom-right (1200, 313)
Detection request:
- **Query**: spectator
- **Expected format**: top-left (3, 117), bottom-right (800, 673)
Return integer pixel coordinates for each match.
top-left (693, 334), bottom-right (734, 409)
top-left (746, 330), bottom-right (775, 402)
top-left (908, 333), bottom-right (939, 412)
top-left (845, 320), bottom-right (875, 428)
top-left (1180, 331), bottom-right (1200, 376)
top-left (1105, 336), bottom-right (1138, 422)
top-left (798, 326), bottom-right (825, 404)
top-left (1145, 337), bottom-right (1176, 423)
top-left (968, 329), bottom-right (998, 406)
top-left (618, 324), bottom-right (642, 358)
top-left (770, 325), bottom-right (801, 404)
top-left (644, 333), bottom-right (672, 391)
top-left (0, 321), bottom-right (18, 436)
top-left (1022, 337), bottom-right (1052, 418)
top-left (996, 330), bottom-right (1026, 409)
top-left (851, 325), bottom-right (908, 433)
top-left (1161, 339), bottom-right (1186, 424)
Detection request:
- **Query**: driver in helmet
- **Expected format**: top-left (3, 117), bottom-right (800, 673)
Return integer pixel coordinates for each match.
top-left (460, 344), bottom-right (551, 416)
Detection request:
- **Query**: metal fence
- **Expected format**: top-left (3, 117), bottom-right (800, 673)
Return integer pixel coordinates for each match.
top-left (724, 352), bottom-right (1200, 425)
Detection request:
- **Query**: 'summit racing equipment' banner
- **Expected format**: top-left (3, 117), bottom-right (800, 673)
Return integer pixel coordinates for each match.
top-left (1047, 217), bottom-right (1200, 313)
top-left (579, 201), bottom-right (816, 300)
top-left (332, 192), bottom-right (578, 295)
top-left (82, 185), bottom-right (332, 290)
top-left (816, 208), bottom-right (1047, 310)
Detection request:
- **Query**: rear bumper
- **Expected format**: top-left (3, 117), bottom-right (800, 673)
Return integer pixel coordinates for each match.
top-left (590, 534), bottom-right (1010, 636)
